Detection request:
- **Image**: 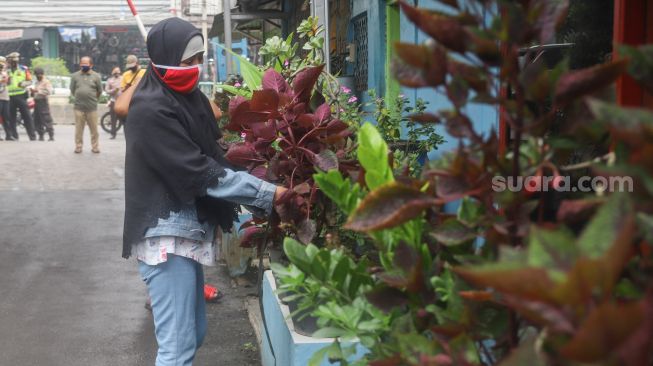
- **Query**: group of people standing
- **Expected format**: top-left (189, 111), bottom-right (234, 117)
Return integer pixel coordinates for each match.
top-left (0, 52), bottom-right (55, 141)
top-left (0, 52), bottom-right (146, 153)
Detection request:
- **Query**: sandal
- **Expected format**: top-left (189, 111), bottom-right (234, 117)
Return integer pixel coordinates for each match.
top-left (204, 284), bottom-right (223, 302)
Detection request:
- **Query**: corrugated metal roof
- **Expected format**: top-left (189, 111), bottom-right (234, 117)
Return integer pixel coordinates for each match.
top-left (0, 0), bottom-right (228, 28)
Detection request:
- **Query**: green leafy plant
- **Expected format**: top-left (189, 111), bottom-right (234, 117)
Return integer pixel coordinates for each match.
top-left (259, 33), bottom-right (298, 71)
top-left (275, 0), bottom-right (653, 365)
top-left (369, 90), bottom-right (444, 176)
top-left (30, 57), bottom-right (70, 76)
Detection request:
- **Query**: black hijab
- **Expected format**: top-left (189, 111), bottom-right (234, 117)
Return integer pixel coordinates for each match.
top-left (122, 17), bottom-right (237, 258)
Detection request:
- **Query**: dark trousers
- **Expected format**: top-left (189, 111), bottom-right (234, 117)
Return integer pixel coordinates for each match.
top-left (10, 93), bottom-right (36, 140)
top-left (0, 99), bottom-right (15, 139)
top-left (109, 103), bottom-right (118, 138)
top-left (33, 98), bottom-right (54, 139)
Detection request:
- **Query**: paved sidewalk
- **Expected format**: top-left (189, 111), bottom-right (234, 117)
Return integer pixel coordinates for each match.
top-left (0, 125), bottom-right (260, 365)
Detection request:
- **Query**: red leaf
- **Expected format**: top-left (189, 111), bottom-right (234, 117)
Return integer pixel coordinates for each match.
top-left (313, 150), bottom-right (339, 171)
top-left (399, 1), bottom-right (469, 53)
top-left (326, 119), bottom-right (349, 133)
top-left (250, 89), bottom-right (279, 112)
top-left (408, 113), bottom-right (441, 124)
top-left (458, 290), bottom-right (492, 301)
top-left (366, 287), bottom-right (409, 313)
top-left (314, 103), bottom-right (331, 123)
top-left (345, 182), bottom-right (443, 232)
top-left (250, 121), bottom-right (277, 141)
top-left (296, 219), bottom-right (316, 244)
top-left (225, 142), bottom-right (262, 166)
top-left (262, 68), bottom-right (289, 93)
top-left (454, 266), bottom-right (558, 304)
top-left (228, 96), bottom-right (248, 117)
top-left (554, 59), bottom-right (629, 107)
top-left (240, 226), bottom-right (265, 248)
top-left (560, 301), bottom-right (644, 363)
top-left (293, 65), bottom-right (324, 102)
top-left (394, 42), bottom-right (432, 69)
top-left (296, 113), bottom-right (316, 128)
top-left (250, 165), bottom-right (267, 180)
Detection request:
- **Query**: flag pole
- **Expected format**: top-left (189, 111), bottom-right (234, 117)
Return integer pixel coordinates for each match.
top-left (126, 0), bottom-right (148, 41)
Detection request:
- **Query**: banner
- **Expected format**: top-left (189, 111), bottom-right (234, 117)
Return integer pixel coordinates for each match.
top-left (0, 29), bottom-right (23, 41)
top-left (58, 27), bottom-right (96, 42)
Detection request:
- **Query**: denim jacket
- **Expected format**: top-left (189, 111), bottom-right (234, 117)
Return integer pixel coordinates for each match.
top-left (143, 169), bottom-right (276, 242)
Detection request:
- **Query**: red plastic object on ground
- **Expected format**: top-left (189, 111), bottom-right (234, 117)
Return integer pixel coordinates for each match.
top-left (204, 284), bottom-right (221, 302)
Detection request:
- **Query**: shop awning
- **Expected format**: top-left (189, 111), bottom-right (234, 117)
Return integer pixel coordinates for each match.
top-left (0, 27), bottom-right (44, 43)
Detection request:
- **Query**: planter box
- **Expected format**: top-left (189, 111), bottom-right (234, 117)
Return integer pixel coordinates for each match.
top-left (260, 270), bottom-right (368, 366)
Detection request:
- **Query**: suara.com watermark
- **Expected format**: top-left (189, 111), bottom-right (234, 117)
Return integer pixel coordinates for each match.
top-left (491, 175), bottom-right (633, 193)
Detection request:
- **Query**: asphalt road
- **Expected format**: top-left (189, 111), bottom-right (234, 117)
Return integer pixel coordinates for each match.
top-left (0, 125), bottom-right (259, 366)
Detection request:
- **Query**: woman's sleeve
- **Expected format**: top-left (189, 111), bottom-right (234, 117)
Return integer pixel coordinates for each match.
top-left (205, 169), bottom-right (276, 216)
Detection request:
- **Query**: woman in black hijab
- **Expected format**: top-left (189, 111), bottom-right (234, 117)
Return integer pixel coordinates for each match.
top-left (124, 18), bottom-right (285, 365)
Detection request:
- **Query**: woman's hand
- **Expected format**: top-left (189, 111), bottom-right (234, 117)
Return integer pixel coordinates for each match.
top-left (114, 76), bottom-right (142, 118)
top-left (209, 100), bottom-right (222, 120)
top-left (273, 186), bottom-right (288, 205)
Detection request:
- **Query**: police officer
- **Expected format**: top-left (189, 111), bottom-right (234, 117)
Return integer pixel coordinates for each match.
top-left (7, 52), bottom-right (36, 140)
top-left (0, 56), bottom-right (13, 140)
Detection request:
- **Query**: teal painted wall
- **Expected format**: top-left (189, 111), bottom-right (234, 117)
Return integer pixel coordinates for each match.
top-left (43, 28), bottom-right (59, 59)
top-left (351, 0), bottom-right (386, 101)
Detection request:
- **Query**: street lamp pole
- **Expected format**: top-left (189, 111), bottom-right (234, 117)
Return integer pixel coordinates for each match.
top-left (223, 0), bottom-right (232, 76)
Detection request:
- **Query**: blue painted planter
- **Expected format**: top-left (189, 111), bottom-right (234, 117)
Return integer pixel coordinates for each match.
top-left (260, 270), bottom-right (368, 366)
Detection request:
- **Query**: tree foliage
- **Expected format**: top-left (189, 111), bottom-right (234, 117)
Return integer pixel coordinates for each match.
top-left (30, 57), bottom-right (70, 76)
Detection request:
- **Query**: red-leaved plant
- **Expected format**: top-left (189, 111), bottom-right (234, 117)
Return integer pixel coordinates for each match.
top-left (224, 66), bottom-right (355, 246)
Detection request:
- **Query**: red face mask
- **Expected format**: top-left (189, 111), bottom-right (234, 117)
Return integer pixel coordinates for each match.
top-left (152, 63), bottom-right (201, 94)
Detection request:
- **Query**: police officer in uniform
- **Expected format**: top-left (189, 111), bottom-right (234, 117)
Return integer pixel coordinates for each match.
top-left (7, 52), bottom-right (36, 140)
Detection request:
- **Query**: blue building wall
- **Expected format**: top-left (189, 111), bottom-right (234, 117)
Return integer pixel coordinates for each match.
top-left (211, 38), bottom-right (249, 82)
top-left (398, 0), bottom-right (499, 161)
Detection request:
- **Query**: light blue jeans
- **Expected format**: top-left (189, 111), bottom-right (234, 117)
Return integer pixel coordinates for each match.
top-left (138, 255), bottom-right (207, 366)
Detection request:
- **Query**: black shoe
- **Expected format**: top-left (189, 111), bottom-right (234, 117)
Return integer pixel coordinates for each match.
top-left (48, 136), bottom-right (54, 141)
top-left (110, 135), bottom-right (116, 140)
top-left (6, 136), bottom-right (16, 141)
top-left (38, 136), bottom-right (44, 141)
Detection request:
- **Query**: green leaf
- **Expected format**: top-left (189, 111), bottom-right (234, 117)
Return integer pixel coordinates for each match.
top-left (311, 250), bottom-right (331, 281)
top-left (214, 42), bottom-right (263, 91)
top-left (620, 44), bottom-right (653, 94)
top-left (326, 341), bottom-right (344, 362)
top-left (345, 182), bottom-right (440, 232)
top-left (527, 226), bottom-right (578, 269)
top-left (308, 345), bottom-right (330, 366)
top-left (283, 237), bottom-right (311, 273)
top-left (357, 123), bottom-right (394, 190)
top-left (331, 257), bottom-right (351, 290)
top-left (312, 327), bottom-right (348, 338)
top-left (577, 194), bottom-right (632, 259)
top-left (456, 197), bottom-right (484, 227)
top-left (314, 170), bottom-right (361, 214)
top-left (216, 83), bottom-right (252, 98)
top-left (431, 218), bottom-right (477, 246)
